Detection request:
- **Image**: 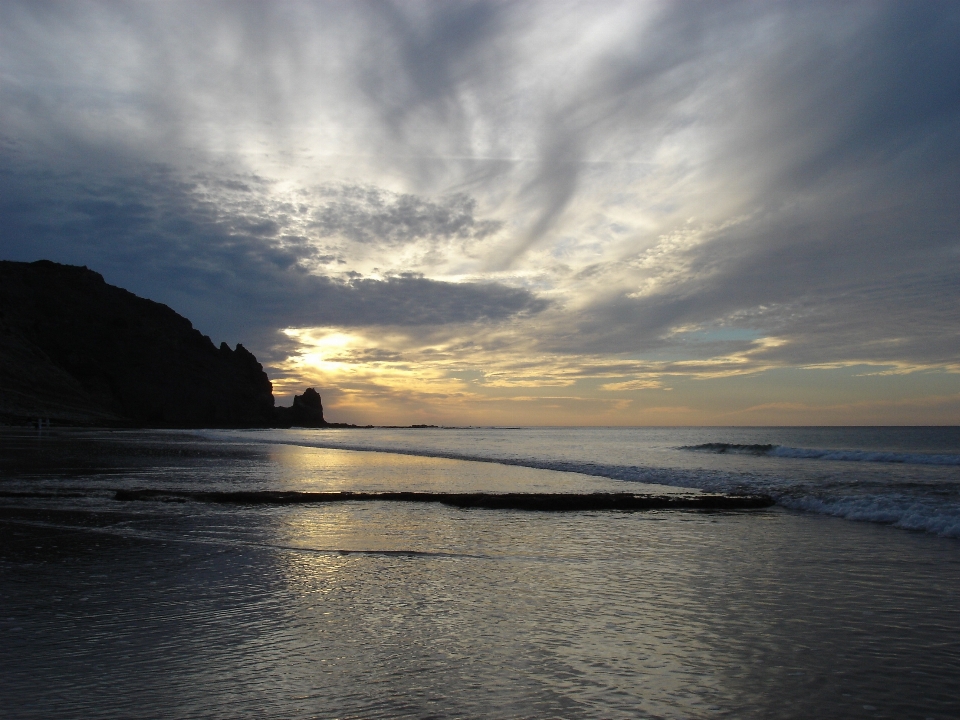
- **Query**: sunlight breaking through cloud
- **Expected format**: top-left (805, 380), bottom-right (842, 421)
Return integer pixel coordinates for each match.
top-left (2, 1), bottom-right (959, 423)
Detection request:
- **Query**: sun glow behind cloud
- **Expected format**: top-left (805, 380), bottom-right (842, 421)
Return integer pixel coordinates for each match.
top-left (1, 1), bottom-right (959, 424)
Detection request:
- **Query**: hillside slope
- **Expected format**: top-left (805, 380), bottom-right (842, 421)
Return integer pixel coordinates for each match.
top-left (0, 260), bottom-right (276, 427)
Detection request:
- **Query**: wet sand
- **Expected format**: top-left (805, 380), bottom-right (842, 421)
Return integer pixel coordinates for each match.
top-left (2, 429), bottom-right (959, 718)
top-left (3, 498), bottom-right (960, 719)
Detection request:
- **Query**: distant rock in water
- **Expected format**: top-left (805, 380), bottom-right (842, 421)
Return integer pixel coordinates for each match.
top-left (274, 388), bottom-right (327, 428)
top-left (0, 259), bottom-right (276, 428)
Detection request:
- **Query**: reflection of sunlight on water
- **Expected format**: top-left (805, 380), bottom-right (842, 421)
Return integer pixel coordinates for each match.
top-left (7, 438), bottom-right (960, 719)
top-left (262, 506), bottom-right (960, 719)
top-left (237, 442), bottom-right (711, 580)
top-left (274, 504), bottom-right (491, 558)
top-left (6, 430), bottom-right (960, 719)
top-left (278, 545), bottom-right (352, 599)
top-left (264, 443), bottom-right (627, 494)
top-left (278, 506), bottom-right (388, 554)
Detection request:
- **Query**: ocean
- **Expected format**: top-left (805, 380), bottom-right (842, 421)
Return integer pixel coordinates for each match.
top-left (2, 426), bottom-right (959, 718)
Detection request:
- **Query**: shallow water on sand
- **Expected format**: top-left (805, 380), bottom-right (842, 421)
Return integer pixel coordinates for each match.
top-left (204, 426), bottom-right (960, 537)
top-left (2, 430), bottom-right (959, 719)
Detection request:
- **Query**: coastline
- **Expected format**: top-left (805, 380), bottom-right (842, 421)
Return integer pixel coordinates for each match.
top-left (2, 426), bottom-right (960, 718)
top-left (3, 481), bottom-right (959, 719)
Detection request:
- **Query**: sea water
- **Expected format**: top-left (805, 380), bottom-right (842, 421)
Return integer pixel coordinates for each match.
top-left (1, 426), bottom-right (959, 718)
top-left (207, 425), bottom-right (960, 537)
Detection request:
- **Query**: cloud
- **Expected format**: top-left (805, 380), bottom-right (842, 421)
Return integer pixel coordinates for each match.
top-left (518, 2), bottom-right (960, 371)
top-left (310, 185), bottom-right (502, 246)
top-left (354, 0), bottom-right (507, 144)
top-left (0, 161), bottom-right (546, 347)
top-left (1, 1), bottom-right (959, 422)
top-left (562, 148), bottom-right (960, 368)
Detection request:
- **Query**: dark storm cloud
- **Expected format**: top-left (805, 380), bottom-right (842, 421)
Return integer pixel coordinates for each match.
top-left (0, 162), bottom-right (545, 347)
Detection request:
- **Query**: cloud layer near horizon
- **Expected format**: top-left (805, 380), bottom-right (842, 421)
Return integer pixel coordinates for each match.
top-left (2, 1), bottom-right (958, 423)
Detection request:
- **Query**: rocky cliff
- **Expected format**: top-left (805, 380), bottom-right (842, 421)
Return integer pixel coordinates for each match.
top-left (275, 387), bottom-right (327, 428)
top-left (0, 260), bottom-right (277, 427)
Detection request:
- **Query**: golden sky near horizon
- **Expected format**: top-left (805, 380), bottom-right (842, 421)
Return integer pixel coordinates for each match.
top-left (2, 1), bottom-right (959, 425)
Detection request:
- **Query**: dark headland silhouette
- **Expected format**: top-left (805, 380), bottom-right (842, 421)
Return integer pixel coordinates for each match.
top-left (0, 259), bottom-right (344, 428)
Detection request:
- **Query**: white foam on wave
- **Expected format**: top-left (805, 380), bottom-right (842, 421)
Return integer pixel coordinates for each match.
top-left (681, 442), bottom-right (960, 466)
top-left (769, 446), bottom-right (960, 466)
top-left (198, 430), bottom-right (960, 539)
top-left (779, 494), bottom-right (960, 538)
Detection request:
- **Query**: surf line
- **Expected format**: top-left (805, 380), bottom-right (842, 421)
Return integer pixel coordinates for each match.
top-left (114, 489), bottom-right (774, 512)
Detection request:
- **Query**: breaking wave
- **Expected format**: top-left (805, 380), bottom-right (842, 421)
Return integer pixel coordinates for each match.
top-left (778, 494), bottom-right (960, 538)
top-left (202, 431), bottom-right (743, 489)
top-left (681, 443), bottom-right (960, 466)
top-left (198, 429), bottom-right (960, 539)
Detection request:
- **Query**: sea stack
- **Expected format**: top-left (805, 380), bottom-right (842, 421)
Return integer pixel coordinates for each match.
top-left (274, 388), bottom-right (327, 427)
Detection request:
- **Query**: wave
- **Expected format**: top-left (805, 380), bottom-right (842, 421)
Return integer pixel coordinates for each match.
top-left (778, 494), bottom-right (960, 538)
top-left (197, 430), bottom-right (960, 538)
top-left (679, 443), bottom-right (775, 455)
top-left (198, 430), bottom-right (747, 491)
top-left (681, 443), bottom-right (960, 466)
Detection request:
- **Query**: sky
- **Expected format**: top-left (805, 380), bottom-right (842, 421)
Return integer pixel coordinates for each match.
top-left (1, 1), bottom-right (959, 426)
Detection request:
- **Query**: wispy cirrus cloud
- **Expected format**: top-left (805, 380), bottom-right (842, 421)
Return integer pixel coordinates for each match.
top-left (1, 0), bottom-right (959, 422)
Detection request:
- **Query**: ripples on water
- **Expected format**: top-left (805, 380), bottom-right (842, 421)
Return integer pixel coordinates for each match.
top-left (202, 426), bottom-right (960, 537)
top-left (2, 429), bottom-right (959, 719)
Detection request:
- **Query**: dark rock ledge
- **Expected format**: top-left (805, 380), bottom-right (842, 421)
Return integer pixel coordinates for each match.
top-left (0, 259), bottom-right (345, 428)
top-left (114, 488), bottom-right (775, 512)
